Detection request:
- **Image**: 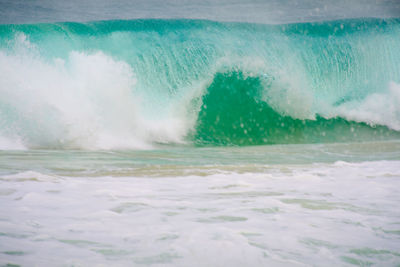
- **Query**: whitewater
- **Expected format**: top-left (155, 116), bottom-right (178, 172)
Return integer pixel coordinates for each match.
top-left (0, 0), bottom-right (400, 266)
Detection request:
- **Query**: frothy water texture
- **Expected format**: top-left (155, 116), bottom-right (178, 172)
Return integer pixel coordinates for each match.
top-left (0, 0), bottom-right (400, 266)
top-left (1, 145), bottom-right (400, 266)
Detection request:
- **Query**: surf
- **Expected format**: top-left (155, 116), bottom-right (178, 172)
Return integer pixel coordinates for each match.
top-left (0, 18), bottom-right (399, 149)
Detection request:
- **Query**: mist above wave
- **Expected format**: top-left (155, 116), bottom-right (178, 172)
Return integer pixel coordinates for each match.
top-left (1, 0), bottom-right (399, 25)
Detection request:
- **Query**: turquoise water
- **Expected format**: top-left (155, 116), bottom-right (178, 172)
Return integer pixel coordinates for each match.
top-left (0, 18), bottom-right (400, 149)
top-left (1, 8), bottom-right (400, 267)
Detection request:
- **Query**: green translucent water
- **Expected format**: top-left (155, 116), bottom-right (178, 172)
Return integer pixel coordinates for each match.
top-left (1, 18), bottom-right (400, 149)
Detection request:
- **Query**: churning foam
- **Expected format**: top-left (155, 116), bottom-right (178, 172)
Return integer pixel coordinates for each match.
top-left (0, 34), bottom-right (188, 150)
top-left (335, 81), bottom-right (400, 131)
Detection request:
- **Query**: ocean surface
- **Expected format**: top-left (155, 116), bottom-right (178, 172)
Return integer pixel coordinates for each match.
top-left (0, 1), bottom-right (400, 266)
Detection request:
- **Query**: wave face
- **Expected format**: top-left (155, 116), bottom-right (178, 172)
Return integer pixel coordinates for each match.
top-left (0, 18), bottom-right (400, 149)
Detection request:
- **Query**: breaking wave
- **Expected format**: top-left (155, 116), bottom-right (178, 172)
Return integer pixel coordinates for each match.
top-left (0, 18), bottom-right (399, 149)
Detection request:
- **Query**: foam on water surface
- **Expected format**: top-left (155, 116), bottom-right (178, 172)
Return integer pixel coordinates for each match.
top-left (0, 153), bottom-right (399, 266)
top-left (0, 5), bottom-right (400, 265)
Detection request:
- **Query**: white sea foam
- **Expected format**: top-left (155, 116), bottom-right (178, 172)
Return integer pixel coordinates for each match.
top-left (0, 136), bottom-right (26, 150)
top-left (0, 34), bottom-right (188, 150)
top-left (1, 159), bottom-right (399, 266)
top-left (336, 81), bottom-right (400, 131)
